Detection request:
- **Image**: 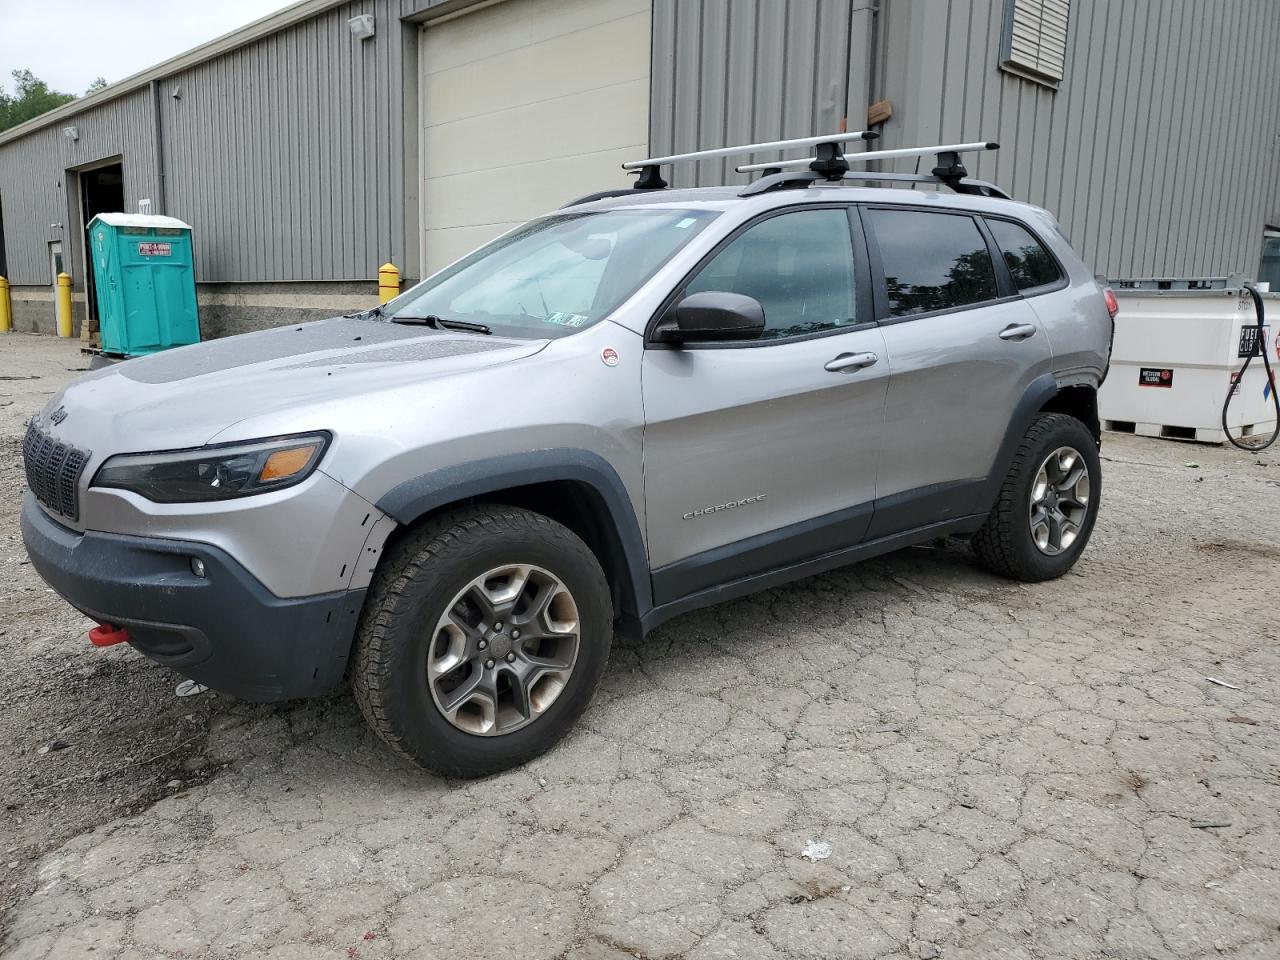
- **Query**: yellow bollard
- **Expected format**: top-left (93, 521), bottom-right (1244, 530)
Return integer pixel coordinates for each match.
top-left (0, 276), bottom-right (11, 333)
top-left (56, 272), bottom-right (74, 338)
top-left (378, 262), bottom-right (400, 304)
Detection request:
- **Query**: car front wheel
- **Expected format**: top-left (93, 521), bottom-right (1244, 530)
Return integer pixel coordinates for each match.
top-left (352, 505), bottom-right (613, 777)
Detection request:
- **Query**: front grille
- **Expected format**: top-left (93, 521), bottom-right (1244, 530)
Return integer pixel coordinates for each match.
top-left (22, 420), bottom-right (89, 521)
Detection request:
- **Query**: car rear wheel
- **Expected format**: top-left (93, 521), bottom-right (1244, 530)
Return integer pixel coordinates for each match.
top-left (352, 505), bottom-right (612, 777)
top-left (970, 412), bottom-right (1101, 581)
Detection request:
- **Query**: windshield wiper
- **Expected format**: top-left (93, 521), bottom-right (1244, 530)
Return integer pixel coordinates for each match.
top-left (345, 304), bottom-right (384, 320)
top-left (390, 314), bottom-right (492, 335)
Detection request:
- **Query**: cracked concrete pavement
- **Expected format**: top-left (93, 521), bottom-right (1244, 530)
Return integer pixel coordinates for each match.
top-left (2, 333), bottom-right (1279, 959)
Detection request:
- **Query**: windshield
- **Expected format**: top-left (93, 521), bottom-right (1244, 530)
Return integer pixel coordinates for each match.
top-left (384, 208), bottom-right (718, 338)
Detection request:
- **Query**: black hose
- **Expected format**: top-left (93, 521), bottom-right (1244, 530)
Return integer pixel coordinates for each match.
top-left (1221, 284), bottom-right (1279, 451)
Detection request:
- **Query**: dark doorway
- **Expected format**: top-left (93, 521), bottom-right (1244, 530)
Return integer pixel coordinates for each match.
top-left (78, 161), bottom-right (124, 324)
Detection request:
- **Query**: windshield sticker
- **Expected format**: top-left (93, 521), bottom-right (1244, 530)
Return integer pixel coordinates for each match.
top-left (676, 217), bottom-right (697, 229)
top-left (544, 312), bottom-right (591, 327)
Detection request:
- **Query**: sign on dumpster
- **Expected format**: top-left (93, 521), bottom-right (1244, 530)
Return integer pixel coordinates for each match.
top-left (1238, 324), bottom-right (1269, 358)
top-left (1138, 367), bottom-right (1174, 387)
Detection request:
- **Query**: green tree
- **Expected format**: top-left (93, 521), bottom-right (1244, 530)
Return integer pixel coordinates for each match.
top-left (0, 69), bottom-right (76, 132)
top-left (85, 77), bottom-right (108, 95)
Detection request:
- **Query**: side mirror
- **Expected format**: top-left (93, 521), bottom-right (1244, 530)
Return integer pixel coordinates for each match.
top-left (657, 291), bottom-right (765, 344)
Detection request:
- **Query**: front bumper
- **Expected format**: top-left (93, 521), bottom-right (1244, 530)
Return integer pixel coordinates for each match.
top-left (21, 493), bottom-right (366, 701)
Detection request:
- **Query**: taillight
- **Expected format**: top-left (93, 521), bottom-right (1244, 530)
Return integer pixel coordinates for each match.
top-left (1103, 287), bottom-right (1119, 319)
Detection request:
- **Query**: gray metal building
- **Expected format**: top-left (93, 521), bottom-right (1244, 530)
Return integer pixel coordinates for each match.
top-left (2, 0), bottom-right (1278, 338)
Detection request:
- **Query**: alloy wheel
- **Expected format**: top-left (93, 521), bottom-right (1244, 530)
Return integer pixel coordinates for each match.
top-left (426, 564), bottom-right (580, 736)
top-left (1028, 445), bottom-right (1091, 556)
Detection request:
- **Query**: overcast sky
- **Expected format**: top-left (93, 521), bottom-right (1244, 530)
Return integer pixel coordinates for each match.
top-left (0, 0), bottom-right (298, 95)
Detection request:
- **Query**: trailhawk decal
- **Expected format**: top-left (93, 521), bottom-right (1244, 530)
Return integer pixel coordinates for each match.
top-left (683, 494), bottom-right (768, 521)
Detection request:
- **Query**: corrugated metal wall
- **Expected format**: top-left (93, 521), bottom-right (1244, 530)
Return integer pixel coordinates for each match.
top-left (5, 0), bottom-right (1276, 287)
top-left (159, 0), bottom-right (415, 282)
top-left (0, 0), bottom-right (428, 287)
top-left (879, 0), bottom-right (1280, 279)
top-left (653, 0), bottom-right (1280, 280)
top-left (649, 0), bottom-right (856, 185)
top-left (0, 89), bottom-right (157, 284)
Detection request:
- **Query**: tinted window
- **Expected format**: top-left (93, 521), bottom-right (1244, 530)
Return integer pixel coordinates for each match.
top-left (867, 209), bottom-right (998, 317)
top-left (685, 208), bottom-right (856, 340)
top-left (987, 218), bottom-right (1062, 290)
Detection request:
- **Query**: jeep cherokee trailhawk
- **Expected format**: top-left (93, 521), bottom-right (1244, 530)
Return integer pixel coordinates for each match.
top-left (21, 136), bottom-right (1115, 775)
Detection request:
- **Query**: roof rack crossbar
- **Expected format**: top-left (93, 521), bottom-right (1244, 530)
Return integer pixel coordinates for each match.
top-left (622, 131), bottom-right (879, 190)
top-left (738, 169), bottom-right (1011, 200)
top-left (735, 141), bottom-right (998, 173)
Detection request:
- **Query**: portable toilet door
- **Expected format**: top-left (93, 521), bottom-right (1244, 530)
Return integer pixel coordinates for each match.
top-left (88, 213), bottom-right (200, 356)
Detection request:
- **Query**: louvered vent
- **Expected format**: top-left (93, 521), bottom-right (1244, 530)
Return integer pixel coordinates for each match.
top-left (1001, 0), bottom-right (1071, 85)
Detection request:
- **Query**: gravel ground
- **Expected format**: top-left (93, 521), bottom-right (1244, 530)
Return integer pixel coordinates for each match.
top-left (1, 332), bottom-right (1278, 960)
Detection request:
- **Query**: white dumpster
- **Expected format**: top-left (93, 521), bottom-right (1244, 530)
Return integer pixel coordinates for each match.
top-left (1099, 278), bottom-right (1278, 444)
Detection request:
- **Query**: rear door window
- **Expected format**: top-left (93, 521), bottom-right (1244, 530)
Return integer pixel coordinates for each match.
top-left (986, 218), bottom-right (1063, 291)
top-left (865, 208), bottom-right (998, 318)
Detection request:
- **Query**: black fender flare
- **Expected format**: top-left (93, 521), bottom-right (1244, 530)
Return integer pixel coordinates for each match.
top-left (375, 449), bottom-right (652, 628)
top-left (978, 373), bottom-right (1065, 513)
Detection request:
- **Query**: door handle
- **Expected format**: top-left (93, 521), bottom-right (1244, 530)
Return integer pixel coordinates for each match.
top-left (824, 351), bottom-right (879, 372)
top-left (999, 322), bottom-right (1038, 341)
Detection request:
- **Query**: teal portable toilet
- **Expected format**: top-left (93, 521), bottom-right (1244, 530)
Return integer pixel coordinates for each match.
top-left (88, 213), bottom-right (200, 356)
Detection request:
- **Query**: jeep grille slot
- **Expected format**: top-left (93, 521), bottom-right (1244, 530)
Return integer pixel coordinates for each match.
top-left (22, 421), bottom-right (88, 522)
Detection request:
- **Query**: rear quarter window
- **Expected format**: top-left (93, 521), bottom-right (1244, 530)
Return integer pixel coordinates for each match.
top-left (986, 218), bottom-right (1063, 291)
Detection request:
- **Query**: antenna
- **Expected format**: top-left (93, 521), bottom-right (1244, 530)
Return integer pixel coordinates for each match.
top-left (622, 131), bottom-right (880, 189)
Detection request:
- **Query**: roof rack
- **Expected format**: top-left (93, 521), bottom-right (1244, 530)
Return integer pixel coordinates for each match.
top-left (621, 131), bottom-right (879, 190)
top-left (734, 141), bottom-right (996, 173)
top-left (734, 140), bottom-right (1005, 199)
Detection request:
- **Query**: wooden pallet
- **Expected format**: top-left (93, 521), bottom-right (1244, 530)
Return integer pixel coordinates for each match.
top-left (79, 317), bottom-right (100, 349)
top-left (78, 344), bottom-right (126, 368)
top-left (1103, 418), bottom-right (1275, 445)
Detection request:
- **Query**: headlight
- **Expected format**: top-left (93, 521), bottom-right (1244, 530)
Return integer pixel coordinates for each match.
top-left (92, 433), bottom-right (330, 503)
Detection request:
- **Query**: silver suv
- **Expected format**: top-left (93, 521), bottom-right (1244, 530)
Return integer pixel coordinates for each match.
top-left (21, 139), bottom-right (1115, 775)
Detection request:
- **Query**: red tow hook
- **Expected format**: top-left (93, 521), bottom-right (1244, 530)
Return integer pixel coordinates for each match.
top-left (88, 623), bottom-right (130, 647)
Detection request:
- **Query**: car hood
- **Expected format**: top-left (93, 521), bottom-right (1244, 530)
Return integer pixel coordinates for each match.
top-left (40, 317), bottom-right (548, 453)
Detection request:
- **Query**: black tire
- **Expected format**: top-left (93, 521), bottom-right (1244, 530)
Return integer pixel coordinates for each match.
top-left (352, 505), bottom-right (612, 777)
top-left (970, 412), bottom-right (1101, 582)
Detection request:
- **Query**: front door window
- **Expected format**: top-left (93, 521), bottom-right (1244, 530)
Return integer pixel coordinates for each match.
top-left (684, 208), bottom-right (859, 339)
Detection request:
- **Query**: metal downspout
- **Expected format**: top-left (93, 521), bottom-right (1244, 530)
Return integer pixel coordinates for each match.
top-left (847, 2), bottom-right (878, 137)
top-left (149, 80), bottom-right (166, 214)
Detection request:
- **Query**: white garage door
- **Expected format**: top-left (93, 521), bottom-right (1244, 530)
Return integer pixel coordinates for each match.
top-left (419, 0), bottom-right (651, 274)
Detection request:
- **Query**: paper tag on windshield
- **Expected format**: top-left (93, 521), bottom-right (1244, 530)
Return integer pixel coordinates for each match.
top-left (546, 312), bottom-right (590, 327)
top-left (676, 217), bottom-right (696, 229)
